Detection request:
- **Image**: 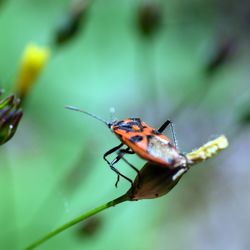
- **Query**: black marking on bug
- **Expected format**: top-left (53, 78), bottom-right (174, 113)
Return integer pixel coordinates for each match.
top-left (146, 134), bottom-right (153, 148)
top-left (113, 119), bottom-right (144, 133)
top-left (113, 121), bottom-right (133, 132)
top-left (146, 135), bottom-right (153, 141)
top-left (129, 135), bottom-right (144, 143)
top-left (115, 120), bottom-right (125, 126)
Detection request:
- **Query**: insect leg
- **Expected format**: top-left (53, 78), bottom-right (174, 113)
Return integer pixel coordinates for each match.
top-left (172, 167), bottom-right (188, 181)
top-left (108, 148), bottom-right (137, 187)
top-left (111, 147), bottom-right (140, 187)
top-left (115, 175), bottom-right (120, 187)
top-left (158, 120), bottom-right (178, 150)
top-left (109, 164), bottom-right (133, 188)
top-left (117, 148), bottom-right (139, 174)
top-left (110, 148), bottom-right (138, 173)
top-left (179, 153), bottom-right (190, 168)
top-left (120, 155), bottom-right (141, 188)
top-left (121, 148), bottom-right (141, 185)
top-left (123, 147), bottom-right (134, 154)
top-left (103, 143), bottom-right (123, 165)
top-left (157, 120), bottom-right (171, 133)
top-left (103, 143), bottom-right (133, 187)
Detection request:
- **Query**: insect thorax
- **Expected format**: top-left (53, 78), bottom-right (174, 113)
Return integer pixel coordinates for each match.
top-left (112, 119), bottom-right (144, 133)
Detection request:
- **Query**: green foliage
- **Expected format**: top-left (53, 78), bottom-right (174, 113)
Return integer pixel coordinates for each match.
top-left (0, 0), bottom-right (249, 250)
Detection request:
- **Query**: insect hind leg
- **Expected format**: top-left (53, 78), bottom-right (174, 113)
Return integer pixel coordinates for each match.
top-left (157, 120), bottom-right (171, 133)
top-left (158, 119), bottom-right (179, 150)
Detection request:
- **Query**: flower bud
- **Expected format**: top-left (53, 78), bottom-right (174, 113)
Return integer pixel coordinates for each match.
top-left (0, 91), bottom-right (23, 145)
top-left (15, 43), bottom-right (50, 100)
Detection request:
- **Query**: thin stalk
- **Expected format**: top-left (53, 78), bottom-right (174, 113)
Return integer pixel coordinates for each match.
top-left (1, 148), bottom-right (18, 250)
top-left (25, 193), bottom-right (130, 250)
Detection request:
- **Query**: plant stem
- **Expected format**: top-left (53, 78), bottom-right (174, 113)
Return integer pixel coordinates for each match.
top-left (25, 193), bottom-right (130, 250)
top-left (1, 148), bottom-right (18, 249)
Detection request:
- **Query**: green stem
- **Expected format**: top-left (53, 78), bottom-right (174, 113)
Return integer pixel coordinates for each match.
top-left (25, 194), bottom-right (130, 250)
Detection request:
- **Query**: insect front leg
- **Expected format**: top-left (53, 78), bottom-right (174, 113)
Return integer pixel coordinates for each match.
top-left (119, 150), bottom-right (141, 189)
top-left (112, 147), bottom-right (140, 189)
top-left (116, 147), bottom-right (139, 174)
top-left (103, 143), bottom-right (123, 165)
top-left (103, 143), bottom-right (133, 187)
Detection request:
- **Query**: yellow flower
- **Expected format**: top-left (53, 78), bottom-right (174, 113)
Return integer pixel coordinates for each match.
top-left (15, 43), bottom-right (50, 99)
top-left (186, 135), bottom-right (229, 164)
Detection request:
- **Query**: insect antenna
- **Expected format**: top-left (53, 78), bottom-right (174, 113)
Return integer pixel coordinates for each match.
top-left (65, 105), bottom-right (111, 127)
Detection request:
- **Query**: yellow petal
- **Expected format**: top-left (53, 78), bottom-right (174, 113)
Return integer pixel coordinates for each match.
top-left (16, 43), bottom-right (50, 99)
top-left (186, 135), bottom-right (229, 164)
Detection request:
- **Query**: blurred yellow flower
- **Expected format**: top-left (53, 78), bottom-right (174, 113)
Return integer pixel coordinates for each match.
top-left (15, 43), bottom-right (50, 99)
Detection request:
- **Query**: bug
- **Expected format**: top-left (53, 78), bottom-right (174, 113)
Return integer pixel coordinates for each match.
top-left (66, 106), bottom-right (188, 186)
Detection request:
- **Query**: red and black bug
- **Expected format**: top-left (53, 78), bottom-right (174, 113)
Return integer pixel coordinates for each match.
top-left (66, 106), bottom-right (188, 186)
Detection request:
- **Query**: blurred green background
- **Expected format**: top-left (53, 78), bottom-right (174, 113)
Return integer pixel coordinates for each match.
top-left (0, 0), bottom-right (250, 249)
